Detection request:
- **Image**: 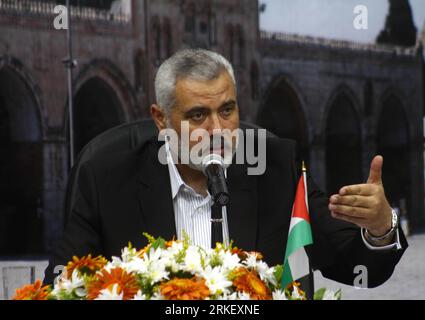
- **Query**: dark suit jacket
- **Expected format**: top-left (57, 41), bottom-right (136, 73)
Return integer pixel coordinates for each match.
top-left (44, 136), bottom-right (407, 287)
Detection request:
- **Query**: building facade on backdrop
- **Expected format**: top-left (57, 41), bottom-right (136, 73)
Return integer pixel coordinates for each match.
top-left (0, 0), bottom-right (424, 260)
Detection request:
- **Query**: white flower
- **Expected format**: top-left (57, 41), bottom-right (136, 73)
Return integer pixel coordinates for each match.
top-left (95, 284), bottom-right (124, 300)
top-left (150, 291), bottom-right (165, 300)
top-left (143, 248), bottom-right (170, 284)
top-left (201, 266), bottom-right (233, 295)
top-left (122, 257), bottom-right (149, 274)
top-left (291, 285), bottom-right (304, 300)
top-left (132, 290), bottom-right (148, 300)
top-left (183, 246), bottom-right (203, 274)
top-left (222, 291), bottom-right (252, 300)
top-left (243, 252), bottom-right (261, 269)
top-left (104, 257), bottom-right (123, 272)
top-left (121, 246), bottom-right (138, 263)
top-left (219, 251), bottom-right (241, 271)
top-left (258, 265), bottom-right (277, 287)
top-left (242, 253), bottom-right (275, 286)
top-left (51, 269), bottom-right (86, 298)
top-left (272, 289), bottom-right (288, 300)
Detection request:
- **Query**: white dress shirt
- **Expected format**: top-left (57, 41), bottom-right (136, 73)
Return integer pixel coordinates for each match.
top-left (165, 143), bottom-right (230, 249)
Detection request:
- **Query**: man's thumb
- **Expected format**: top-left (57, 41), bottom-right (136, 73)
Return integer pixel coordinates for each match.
top-left (367, 155), bottom-right (383, 184)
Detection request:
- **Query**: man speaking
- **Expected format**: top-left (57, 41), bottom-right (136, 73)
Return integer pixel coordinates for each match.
top-left (44, 49), bottom-right (407, 288)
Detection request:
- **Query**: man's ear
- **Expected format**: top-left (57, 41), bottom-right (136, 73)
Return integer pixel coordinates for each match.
top-left (151, 104), bottom-right (168, 131)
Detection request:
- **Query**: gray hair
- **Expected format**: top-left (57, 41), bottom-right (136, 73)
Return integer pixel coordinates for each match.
top-left (154, 48), bottom-right (236, 114)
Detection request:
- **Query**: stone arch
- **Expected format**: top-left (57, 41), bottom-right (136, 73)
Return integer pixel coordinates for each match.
top-left (325, 86), bottom-right (362, 195)
top-left (0, 59), bottom-right (45, 255)
top-left (71, 59), bottom-right (136, 156)
top-left (257, 75), bottom-right (309, 162)
top-left (376, 93), bottom-right (411, 220)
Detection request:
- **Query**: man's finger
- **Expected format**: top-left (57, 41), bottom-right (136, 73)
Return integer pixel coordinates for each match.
top-left (329, 194), bottom-right (374, 208)
top-left (331, 211), bottom-right (367, 228)
top-left (367, 155), bottom-right (383, 185)
top-left (329, 203), bottom-right (369, 219)
top-left (339, 184), bottom-right (377, 196)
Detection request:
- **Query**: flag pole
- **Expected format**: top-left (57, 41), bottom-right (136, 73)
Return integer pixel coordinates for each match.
top-left (301, 161), bottom-right (314, 300)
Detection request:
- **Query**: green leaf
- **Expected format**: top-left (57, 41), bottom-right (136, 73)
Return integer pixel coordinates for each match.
top-left (273, 265), bottom-right (283, 288)
top-left (143, 232), bottom-right (156, 244)
top-left (151, 237), bottom-right (167, 250)
top-left (313, 288), bottom-right (327, 300)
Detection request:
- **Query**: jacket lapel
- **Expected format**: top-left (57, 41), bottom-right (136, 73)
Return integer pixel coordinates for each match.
top-left (136, 139), bottom-right (177, 240)
top-left (226, 162), bottom-right (258, 250)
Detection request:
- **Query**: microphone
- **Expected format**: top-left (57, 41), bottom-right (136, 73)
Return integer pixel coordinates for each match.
top-left (202, 154), bottom-right (230, 206)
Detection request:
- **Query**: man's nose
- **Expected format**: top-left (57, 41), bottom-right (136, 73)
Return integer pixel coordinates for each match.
top-left (208, 113), bottom-right (223, 133)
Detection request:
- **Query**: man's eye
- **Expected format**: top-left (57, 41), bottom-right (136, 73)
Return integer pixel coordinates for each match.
top-left (191, 112), bottom-right (204, 121)
top-left (221, 107), bottom-right (234, 117)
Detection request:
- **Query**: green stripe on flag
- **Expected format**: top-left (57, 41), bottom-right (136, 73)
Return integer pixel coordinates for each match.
top-left (284, 220), bottom-right (313, 261)
top-left (281, 261), bottom-right (293, 288)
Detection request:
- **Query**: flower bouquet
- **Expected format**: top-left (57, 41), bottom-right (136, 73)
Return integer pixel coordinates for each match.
top-left (13, 234), bottom-right (341, 300)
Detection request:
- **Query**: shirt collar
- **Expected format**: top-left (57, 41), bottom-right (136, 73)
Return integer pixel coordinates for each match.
top-left (165, 141), bottom-right (185, 199)
top-left (164, 139), bottom-right (227, 200)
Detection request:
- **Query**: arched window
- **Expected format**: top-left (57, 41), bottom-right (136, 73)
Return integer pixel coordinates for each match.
top-left (326, 92), bottom-right (362, 196)
top-left (0, 67), bottom-right (44, 256)
top-left (74, 77), bottom-right (123, 156)
top-left (258, 78), bottom-right (309, 162)
top-left (377, 95), bottom-right (410, 216)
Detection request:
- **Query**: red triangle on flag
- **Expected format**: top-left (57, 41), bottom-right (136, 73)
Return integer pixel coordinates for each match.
top-left (292, 174), bottom-right (310, 223)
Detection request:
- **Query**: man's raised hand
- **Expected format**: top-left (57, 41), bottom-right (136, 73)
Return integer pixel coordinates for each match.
top-left (328, 156), bottom-right (393, 237)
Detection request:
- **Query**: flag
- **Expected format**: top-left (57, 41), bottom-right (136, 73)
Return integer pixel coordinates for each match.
top-left (281, 163), bottom-right (313, 289)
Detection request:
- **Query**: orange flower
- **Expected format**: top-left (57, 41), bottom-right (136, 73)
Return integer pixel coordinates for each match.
top-left (137, 244), bottom-right (151, 258)
top-left (66, 255), bottom-right (107, 279)
top-left (87, 267), bottom-right (139, 300)
top-left (286, 282), bottom-right (306, 299)
top-left (13, 280), bottom-right (50, 300)
top-left (232, 268), bottom-right (271, 300)
top-left (160, 278), bottom-right (210, 300)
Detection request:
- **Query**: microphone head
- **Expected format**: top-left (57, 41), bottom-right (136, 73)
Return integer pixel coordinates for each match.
top-left (201, 154), bottom-right (225, 175)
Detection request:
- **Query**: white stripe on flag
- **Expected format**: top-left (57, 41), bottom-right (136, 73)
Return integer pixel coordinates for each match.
top-left (288, 217), bottom-right (304, 233)
top-left (288, 247), bottom-right (310, 281)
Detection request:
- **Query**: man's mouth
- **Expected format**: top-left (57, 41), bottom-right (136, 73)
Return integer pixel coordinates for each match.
top-left (210, 147), bottom-right (224, 156)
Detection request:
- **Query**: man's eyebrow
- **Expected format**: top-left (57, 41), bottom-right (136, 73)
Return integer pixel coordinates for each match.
top-left (183, 106), bottom-right (210, 114)
top-left (219, 100), bottom-right (237, 109)
top-left (184, 100), bottom-right (237, 114)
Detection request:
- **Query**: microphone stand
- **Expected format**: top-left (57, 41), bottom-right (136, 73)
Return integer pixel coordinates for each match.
top-left (210, 201), bottom-right (224, 248)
